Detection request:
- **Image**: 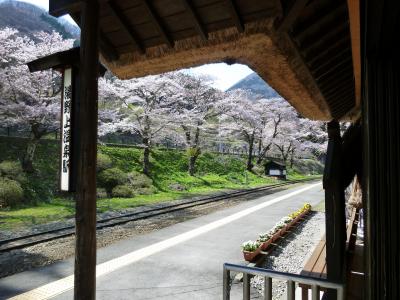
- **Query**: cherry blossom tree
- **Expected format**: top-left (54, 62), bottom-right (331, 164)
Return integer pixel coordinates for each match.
top-left (0, 28), bottom-right (73, 172)
top-left (254, 98), bottom-right (292, 165)
top-left (273, 109), bottom-right (327, 167)
top-left (171, 72), bottom-right (225, 175)
top-left (219, 89), bottom-right (267, 172)
top-left (98, 74), bottom-right (180, 175)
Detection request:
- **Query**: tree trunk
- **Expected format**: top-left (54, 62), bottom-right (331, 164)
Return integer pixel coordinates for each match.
top-left (186, 125), bottom-right (201, 176)
top-left (143, 137), bottom-right (150, 175)
top-left (246, 133), bottom-right (255, 172)
top-left (22, 137), bottom-right (40, 173)
top-left (23, 123), bottom-right (45, 173)
top-left (188, 152), bottom-right (199, 176)
top-left (290, 149), bottom-right (295, 168)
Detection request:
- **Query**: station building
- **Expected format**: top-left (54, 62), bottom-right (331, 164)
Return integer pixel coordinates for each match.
top-left (28, 0), bottom-right (400, 299)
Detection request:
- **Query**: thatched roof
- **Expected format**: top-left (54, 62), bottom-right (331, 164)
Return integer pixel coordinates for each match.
top-left (50, 0), bottom-right (360, 121)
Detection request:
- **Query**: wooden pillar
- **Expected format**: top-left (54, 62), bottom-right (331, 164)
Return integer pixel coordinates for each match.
top-left (323, 120), bottom-right (346, 297)
top-left (74, 0), bottom-right (99, 299)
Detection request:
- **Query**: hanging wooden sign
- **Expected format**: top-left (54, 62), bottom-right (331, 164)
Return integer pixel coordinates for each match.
top-left (60, 68), bottom-right (73, 192)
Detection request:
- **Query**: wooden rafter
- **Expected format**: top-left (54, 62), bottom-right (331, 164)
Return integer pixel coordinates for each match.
top-left (306, 36), bottom-right (349, 63)
top-left (49, 0), bottom-right (82, 17)
top-left (107, 1), bottom-right (145, 54)
top-left (276, 0), bottom-right (309, 32)
top-left (347, 0), bottom-right (361, 106)
top-left (293, 3), bottom-right (347, 41)
top-left (301, 21), bottom-right (349, 53)
top-left (310, 47), bottom-right (349, 72)
top-left (70, 11), bottom-right (119, 62)
top-left (225, 0), bottom-right (244, 33)
top-left (314, 56), bottom-right (352, 79)
top-left (141, 0), bottom-right (174, 48)
top-left (181, 0), bottom-right (208, 40)
top-left (99, 31), bottom-right (120, 61)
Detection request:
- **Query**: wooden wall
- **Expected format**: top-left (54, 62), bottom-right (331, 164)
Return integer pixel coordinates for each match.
top-left (363, 1), bottom-right (400, 299)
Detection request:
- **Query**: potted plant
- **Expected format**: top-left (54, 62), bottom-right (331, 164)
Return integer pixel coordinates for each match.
top-left (257, 233), bottom-right (272, 250)
top-left (275, 220), bottom-right (287, 235)
top-left (241, 240), bottom-right (261, 261)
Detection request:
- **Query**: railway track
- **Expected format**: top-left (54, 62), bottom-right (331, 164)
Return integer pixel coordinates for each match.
top-left (0, 178), bottom-right (320, 253)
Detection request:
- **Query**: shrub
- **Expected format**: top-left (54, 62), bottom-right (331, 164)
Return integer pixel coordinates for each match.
top-left (98, 168), bottom-right (128, 193)
top-left (168, 183), bottom-right (186, 191)
top-left (97, 153), bottom-right (113, 172)
top-left (126, 171), bottom-right (152, 188)
top-left (0, 178), bottom-right (24, 207)
top-left (135, 186), bottom-right (157, 195)
top-left (112, 185), bottom-right (135, 198)
top-left (96, 188), bottom-right (108, 199)
top-left (252, 164), bottom-right (265, 176)
top-left (0, 160), bottom-right (27, 183)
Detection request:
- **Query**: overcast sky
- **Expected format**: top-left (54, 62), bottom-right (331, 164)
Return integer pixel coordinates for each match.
top-left (19, 0), bottom-right (253, 90)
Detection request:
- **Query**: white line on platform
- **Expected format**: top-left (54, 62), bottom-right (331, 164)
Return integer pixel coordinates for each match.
top-left (8, 182), bottom-right (321, 300)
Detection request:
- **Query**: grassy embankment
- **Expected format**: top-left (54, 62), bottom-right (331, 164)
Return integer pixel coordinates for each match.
top-left (0, 137), bottom-right (322, 230)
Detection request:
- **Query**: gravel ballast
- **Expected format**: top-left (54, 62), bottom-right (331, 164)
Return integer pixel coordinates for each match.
top-left (251, 212), bottom-right (325, 300)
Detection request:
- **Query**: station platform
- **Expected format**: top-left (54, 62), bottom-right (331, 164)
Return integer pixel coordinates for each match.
top-left (0, 182), bottom-right (323, 300)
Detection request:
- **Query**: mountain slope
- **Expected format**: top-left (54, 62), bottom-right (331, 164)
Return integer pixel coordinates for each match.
top-left (0, 0), bottom-right (79, 39)
top-left (226, 72), bottom-right (280, 99)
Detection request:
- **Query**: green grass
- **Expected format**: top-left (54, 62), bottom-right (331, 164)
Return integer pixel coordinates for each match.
top-left (0, 198), bottom-right (74, 229)
top-left (0, 137), bottom-right (320, 230)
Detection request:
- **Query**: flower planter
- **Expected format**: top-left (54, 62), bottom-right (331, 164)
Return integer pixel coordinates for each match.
top-left (301, 209), bottom-right (310, 218)
top-left (289, 218), bottom-right (297, 227)
top-left (243, 247), bottom-right (261, 262)
top-left (259, 239), bottom-right (272, 250)
top-left (272, 231), bottom-right (281, 242)
top-left (279, 226), bottom-right (288, 236)
top-left (295, 214), bottom-right (303, 222)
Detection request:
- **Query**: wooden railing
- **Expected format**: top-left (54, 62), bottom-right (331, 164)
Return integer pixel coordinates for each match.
top-left (223, 263), bottom-right (345, 300)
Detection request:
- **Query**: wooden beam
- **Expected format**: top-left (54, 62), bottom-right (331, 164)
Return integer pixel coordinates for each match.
top-left (347, 0), bottom-right (361, 106)
top-left (49, 0), bottom-right (82, 17)
top-left (141, 0), bottom-right (174, 48)
top-left (181, 0), bottom-right (208, 40)
top-left (225, 0), bottom-right (244, 33)
top-left (323, 120), bottom-right (346, 298)
top-left (276, 0), bottom-right (309, 32)
top-left (74, 0), bottom-right (99, 298)
top-left (107, 1), bottom-right (145, 53)
top-left (99, 31), bottom-right (120, 62)
top-left (70, 12), bottom-right (119, 62)
top-left (28, 47), bottom-right (80, 72)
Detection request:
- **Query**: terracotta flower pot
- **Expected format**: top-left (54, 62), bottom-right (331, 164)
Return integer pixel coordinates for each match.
top-left (279, 227), bottom-right (287, 236)
top-left (289, 218), bottom-right (297, 227)
top-left (259, 239), bottom-right (272, 250)
top-left (272, 231), bottom-right (281, 242)
top-left (243, 247), bottom-right (261, 262)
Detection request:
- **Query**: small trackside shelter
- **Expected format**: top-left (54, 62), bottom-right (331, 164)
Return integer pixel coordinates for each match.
top-left (265, 160), bottom-right (286, 179)
top-left (29, 0), bottom-right (400, 299)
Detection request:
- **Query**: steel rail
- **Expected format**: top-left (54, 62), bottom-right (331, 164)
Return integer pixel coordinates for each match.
top-left (0, 177), bottom-right (320, 253)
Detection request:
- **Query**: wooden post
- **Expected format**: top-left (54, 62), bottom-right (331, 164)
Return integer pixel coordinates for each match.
top-left (323, 120), bottom-right (346, 298)
top-left (74, 0), bottom-right (99, 299)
